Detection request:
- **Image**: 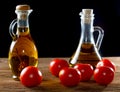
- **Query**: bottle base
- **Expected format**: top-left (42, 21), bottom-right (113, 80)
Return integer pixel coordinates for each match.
top-left (12, 75), bottom-right (20, 81)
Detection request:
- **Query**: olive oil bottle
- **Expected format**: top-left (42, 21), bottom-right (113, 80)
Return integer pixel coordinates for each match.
top-left (8, 4), bottom-right (38, 80)
top-left (69, 9), bottom-right (104, 68)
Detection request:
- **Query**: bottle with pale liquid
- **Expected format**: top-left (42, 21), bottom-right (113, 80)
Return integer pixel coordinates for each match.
top-left (69, 9), bottom-right (104, 68)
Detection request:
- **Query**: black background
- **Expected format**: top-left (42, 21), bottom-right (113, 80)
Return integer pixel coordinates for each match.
top-left (0, 0), bottom-right (120, 57)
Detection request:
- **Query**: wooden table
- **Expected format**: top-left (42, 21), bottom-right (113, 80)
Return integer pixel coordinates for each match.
top-left (0, 57), bottom-right (120, 92)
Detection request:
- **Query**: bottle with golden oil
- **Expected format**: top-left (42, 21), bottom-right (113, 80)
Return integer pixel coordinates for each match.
top-left (8, 4), bottom-right (38, 80)
top-left (69, 9), bottom-right (104, 68)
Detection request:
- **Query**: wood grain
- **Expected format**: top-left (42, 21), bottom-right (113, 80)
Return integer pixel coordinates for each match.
top-left (0, 57), bottom-right (120, 92)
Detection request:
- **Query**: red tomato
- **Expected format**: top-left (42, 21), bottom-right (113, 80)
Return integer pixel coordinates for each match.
top-left (74, 63), bottom-right (94, 81)
top-left (94, 66), bottom-right (115, 85)
top-left (96, 58), bottom-right (116, 72)
top-left (20, 66), bottom-right (42, 87)
top-left (59, 67), bottom-right (81, 87)
top-left (49, 58), bottom-right (69, 77)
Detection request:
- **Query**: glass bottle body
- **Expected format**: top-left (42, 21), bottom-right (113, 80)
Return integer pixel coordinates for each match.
top-left (71, 42), bottom-right (101, 67)
top-left (69, 9), bottom-right (104, 68)
top-left (8, 5), bottom-right (38, 80)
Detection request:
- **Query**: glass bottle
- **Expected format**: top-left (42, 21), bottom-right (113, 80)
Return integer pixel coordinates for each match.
top-left (8, 4), bottom-right (38, 80)
top-left (69, 9), bottom-right (104, 68)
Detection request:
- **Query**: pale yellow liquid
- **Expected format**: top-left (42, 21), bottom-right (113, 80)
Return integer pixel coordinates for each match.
top-left (69, 43), bottom-right (101, 68)
top-left (8, 27), bottom-right (38, 80)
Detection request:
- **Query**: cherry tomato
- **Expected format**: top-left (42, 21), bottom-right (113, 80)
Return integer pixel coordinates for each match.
top-left (74, 63), bottom-right (94, 81)
top-left (96, 58), bottom-right (116, 72)
top-left (20, 66), bottom-right (42, 87)
top-left (59, 67), bottom-right (81, 87)
top-left (49, 58), bottom-right (69, 77)
top-left (94, 66), bottom-right (115, 85)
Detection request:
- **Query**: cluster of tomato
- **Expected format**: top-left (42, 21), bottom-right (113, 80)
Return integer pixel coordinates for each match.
top-left (49, 58), bottom-right (116, 87)
top-left (19, 58), bottom-right (116, 87)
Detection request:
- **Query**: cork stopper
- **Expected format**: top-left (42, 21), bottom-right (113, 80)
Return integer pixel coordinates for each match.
top-left (82, 9), bottom-right (93, 15)
top-left (16, 4), bottom-right (31, 10)
top-left (79, 9), bottom-right (94, 17)
top-left (79, 9), bottom-right (94, 23)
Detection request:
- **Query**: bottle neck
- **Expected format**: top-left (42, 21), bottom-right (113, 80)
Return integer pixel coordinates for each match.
top-left (15, 10), bottom-right (32, 35)
top-left (17, 15), bottom-right (29, 28)
top-left (80, 13), bottom-right (94, 44)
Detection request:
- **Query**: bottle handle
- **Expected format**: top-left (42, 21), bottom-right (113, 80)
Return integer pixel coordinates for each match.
top-left (94, 26), bottom-right (104, 50)
top-left (9, 19), bottom-right (17, 40)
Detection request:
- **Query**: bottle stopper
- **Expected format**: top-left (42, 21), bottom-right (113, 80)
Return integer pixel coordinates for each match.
top-left (16, 4), bottom-right (31, 10)
top-left (82, 9), bottom-right (93, 15)
top-left (79, 9), bottom-right (94, 17)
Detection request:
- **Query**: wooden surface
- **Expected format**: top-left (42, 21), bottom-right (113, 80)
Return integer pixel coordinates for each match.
top-left (0, 57), bottom-right (120, 92)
